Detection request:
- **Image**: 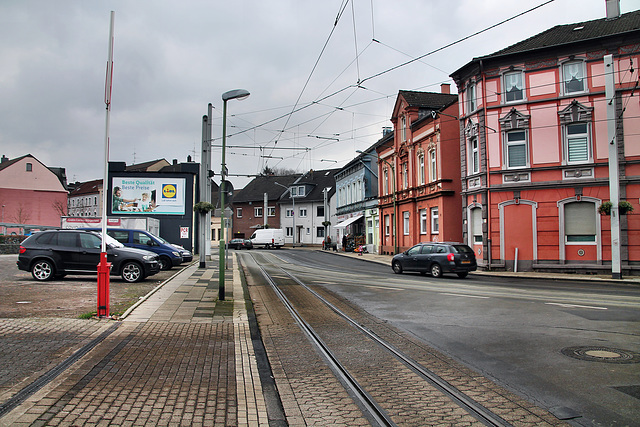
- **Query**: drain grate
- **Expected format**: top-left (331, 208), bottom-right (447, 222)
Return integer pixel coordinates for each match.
top-left (561, 346), bottom-right (640, 364)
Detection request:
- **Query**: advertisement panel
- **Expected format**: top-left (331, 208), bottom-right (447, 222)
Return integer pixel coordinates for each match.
top-left (111, 177), bottom-right (186, 215)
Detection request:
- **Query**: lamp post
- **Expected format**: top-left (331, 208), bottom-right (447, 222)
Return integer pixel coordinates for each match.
top-left (219, 89), bottom-right (250, 300)
top-left (275, 182), bottom-right (295, 247)
top-left (357, 150), bottom-right (397, 254)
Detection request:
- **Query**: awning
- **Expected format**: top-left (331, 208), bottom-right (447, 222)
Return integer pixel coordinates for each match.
top-left (334, 214), bottom-right (363, 228)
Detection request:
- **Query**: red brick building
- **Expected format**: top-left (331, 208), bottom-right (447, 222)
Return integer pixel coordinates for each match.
top-left (377, 86), bottom-right (462, 254)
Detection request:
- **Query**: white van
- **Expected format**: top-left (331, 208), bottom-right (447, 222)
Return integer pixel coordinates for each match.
top-left (250, 228), bottom-right (285, 249)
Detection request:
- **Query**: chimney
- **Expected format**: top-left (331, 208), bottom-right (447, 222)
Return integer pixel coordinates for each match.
top-left (441, 83), bottom-right (451, 94)
top-left (1, 155), bottom-right (8, 163)
top-left (383, 127), bottom-right (392, 136)
top-left (172, 158), bottom-right (178, 165)
top-left (606, 0), bottom-right (620, 19)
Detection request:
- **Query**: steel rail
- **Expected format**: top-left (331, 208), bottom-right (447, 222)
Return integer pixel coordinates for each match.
top-left (275, 262), bottom-right (513, 427)
top-left (252, 257), bottom-right (396, 427)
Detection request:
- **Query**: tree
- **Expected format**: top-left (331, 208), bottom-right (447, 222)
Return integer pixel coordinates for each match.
top-left (261, 166), bottom-right (298, 176)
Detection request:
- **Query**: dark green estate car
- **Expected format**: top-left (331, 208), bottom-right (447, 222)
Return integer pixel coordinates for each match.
top-left (391, 242), bottom-right (477, 278)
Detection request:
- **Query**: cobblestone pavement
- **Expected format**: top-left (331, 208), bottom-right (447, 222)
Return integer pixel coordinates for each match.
top-left (0, 254), bottom-right (269, 426)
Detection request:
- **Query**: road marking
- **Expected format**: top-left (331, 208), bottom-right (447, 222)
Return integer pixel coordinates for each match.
top-left (440, 293), bottom-right (490, 299)
top-left (545, 302), bottom-right (608, 310)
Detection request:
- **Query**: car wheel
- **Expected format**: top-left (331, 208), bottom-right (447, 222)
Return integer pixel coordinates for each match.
top-left (392, 261), bottom-right (403, 274)
top-left (158, 256), bottom-right (172, 271)
top-left (121, 261), bottom-right (144, 283)
top-left (457, 272), bottom-right (468, 279)
top-left (31, 260), bottom-right (54, 281)
top-left (430, 263), bottom-right (443, 278)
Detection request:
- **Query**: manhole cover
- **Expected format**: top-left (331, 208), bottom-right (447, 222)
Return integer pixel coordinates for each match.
top-left (561, 346), bottom-right (640, 364)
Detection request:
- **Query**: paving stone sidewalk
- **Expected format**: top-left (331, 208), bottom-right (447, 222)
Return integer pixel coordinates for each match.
top-left (0, 254), bottom-right (269, 426)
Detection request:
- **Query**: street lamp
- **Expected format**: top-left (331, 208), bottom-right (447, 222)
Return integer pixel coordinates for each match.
top-left (274, 182), bottom-right (295, 247)
top-left (219, 89), bottom-right (250, 300)
top-left (356, 150), bottom-right (397, 254)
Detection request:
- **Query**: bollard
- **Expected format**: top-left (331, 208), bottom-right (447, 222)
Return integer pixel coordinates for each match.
top-left (97, 252), bottom-right (111, 317)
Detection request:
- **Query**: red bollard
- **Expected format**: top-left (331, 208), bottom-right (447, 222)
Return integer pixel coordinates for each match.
top-left (97, 252), bottom-right (111, 318)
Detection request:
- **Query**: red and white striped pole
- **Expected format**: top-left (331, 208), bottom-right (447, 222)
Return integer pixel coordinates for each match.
top-left (98, 11), bottom-right (115, 318)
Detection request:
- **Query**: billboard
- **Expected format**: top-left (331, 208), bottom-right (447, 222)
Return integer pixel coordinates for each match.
top-left (111, 177), bottom-right (186, 215)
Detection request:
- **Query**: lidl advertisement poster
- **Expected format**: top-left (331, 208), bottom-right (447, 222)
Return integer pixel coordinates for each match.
top-left (111, 177), bottom-right (186, 215)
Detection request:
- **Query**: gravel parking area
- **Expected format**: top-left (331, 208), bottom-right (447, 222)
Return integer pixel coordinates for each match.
top-left (0, 254), bottom-right (186, 318)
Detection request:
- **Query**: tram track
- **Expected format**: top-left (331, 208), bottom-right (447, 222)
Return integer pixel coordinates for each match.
top-left (249, 252), bottom-right (514, 427)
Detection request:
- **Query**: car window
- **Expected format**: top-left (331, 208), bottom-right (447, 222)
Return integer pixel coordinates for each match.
top-left (421, 245), bottom-right (433, 254)
top-left (133, 232), bottom-right (153, 245)
top-left (407, 246), bottom-right (422, 255)
top-left (435, 246), bottom-right (447, 253)
top-left (108, 230), bottom-right (129, 244)
top-left (35, 232), bottom-right (56, 245)
top-left (453, 245), bottom-right (473, 254)
top-left (79, 233), bottom-right (102, 249)
top-left (58, 232), bottom-right (78, 248)
top-left (103, 234), bottom-right (124, 248)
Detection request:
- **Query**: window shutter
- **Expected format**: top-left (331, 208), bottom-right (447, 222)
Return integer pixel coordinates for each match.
top-left (565, 202), bottom-right (595, 235)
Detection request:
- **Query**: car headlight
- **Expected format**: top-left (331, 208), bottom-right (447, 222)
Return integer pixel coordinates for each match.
top-left (172, 251), bottom-right (180, 257)
top-left (143, 255), bottom-right (156, 261)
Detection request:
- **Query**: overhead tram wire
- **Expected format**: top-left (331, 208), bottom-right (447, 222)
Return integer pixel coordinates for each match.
top-left (225, 0), bottom-right (559, 164)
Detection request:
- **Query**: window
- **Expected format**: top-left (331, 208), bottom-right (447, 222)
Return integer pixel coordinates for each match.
top-left (299, 208), bottom-right (307, 217)
top-left (236, 208), bottom-right (242, 218)
top-left (403, 212), bottom-right (410, 235)
top-left (401, 115), bottom-right (407, 141)
top-left (418, 152), bottom-right (425, 185)
top-left (58, 232), bottom-right (78, 247)
top-left (565, 202), bottom-right (596, 242)
top-left (254, 207), bottom-right (263, 217)
top-left (471, 208), bottom-right (483, 244)
top-left (316, 227), bottom-right (325, 238)
top-left (286, 227), bottom-right (293, 237)
top-left (563, 61), bottom-right (585, 94)
top-left (565, 123), bottom-right (590, 164)
top-left (420, 209), bottom-right (427, 234)
top-left (384, 215), bottom-right (390, 236)
top-left (470, 137), bottom-right (479, 174)
top-left (109, 230), bottom-right (129, 243)
top-left (504, 71), bottom-right (524, 102)
top-left (383, 169), bottom-right (389, 195)
top-left (506, 130), bottom-right (527, 168)
top-left (286, 209), bottom-right (294, 217)
top-left (290, 187), bottom-right (297, 196)
top-left (429, 149), bottom-right (437, 182)
top-left (317, 206), bottom-right (325, 217)
top-left (297, 186), bottom-right (305, 196)
top-left (79, 233), bottom-right (101, 249)
top-left (267, 207), bottom-right (276, 217)
top-left (467, 82), bottom-right (476, 112)
top-left (402, 162), bottom-right (408, 189)
top-left (133, 231), bottom-right (152, 245)
top-left (431, 207), bottom-right (439, 234)
top-left (26, 162), bottom-right (32, 172)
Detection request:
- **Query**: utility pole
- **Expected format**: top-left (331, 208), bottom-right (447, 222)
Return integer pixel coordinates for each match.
top-left (605, 54), bottom-right (622, 279)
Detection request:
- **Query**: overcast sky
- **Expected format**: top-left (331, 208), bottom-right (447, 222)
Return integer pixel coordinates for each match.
top-left (2, 0), bottom-right (639, 188)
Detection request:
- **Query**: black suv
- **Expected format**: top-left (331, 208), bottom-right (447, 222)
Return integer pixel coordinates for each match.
top-left (391, 242), bottom-right (477, 278)
top-left (17, 229), bottom-right (160, 283)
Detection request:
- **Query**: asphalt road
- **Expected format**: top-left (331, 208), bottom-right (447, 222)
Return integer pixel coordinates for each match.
top-left (254, 249), bottom-right (640, 427)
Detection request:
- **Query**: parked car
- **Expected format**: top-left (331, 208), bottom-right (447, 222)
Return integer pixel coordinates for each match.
top-left (81, 228), bottom-right (184, 270)
top-left (17, 229), bottom-right (160, 283)
top-left (391, 242), bottom-right (477, 278)
top-left (250, 228), bottom-right (285, 249)
top-left (171, 244), bottom-right (193, 263)
top-left (228, 239), bottom-right (253, 250)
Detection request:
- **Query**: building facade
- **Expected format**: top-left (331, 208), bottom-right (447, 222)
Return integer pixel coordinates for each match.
top-left (377, 87), bottom-right (462, 254)
top-left (68, 179), bottom-right (103, 217)
top-left (278, 169), bottom-right (337, 246)
top-left (0, 154), bottom-right (68, 234)
top-left (450, 4), bottom-right (640, 274)
top-left (335, 137), bottom-right (383, 253)
top-left (230, 174), bottom-right (300, 239)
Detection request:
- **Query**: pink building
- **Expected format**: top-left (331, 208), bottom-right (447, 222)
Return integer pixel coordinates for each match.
top-left (450, 4), bottom-right (640, 275)
top-left (0, 154), bottom-right (68, 233)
